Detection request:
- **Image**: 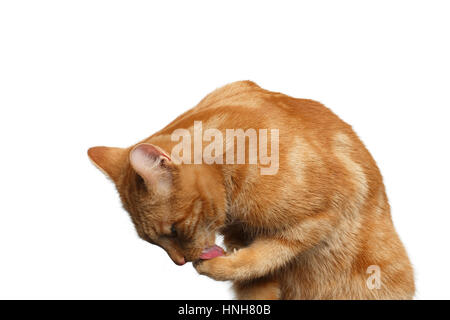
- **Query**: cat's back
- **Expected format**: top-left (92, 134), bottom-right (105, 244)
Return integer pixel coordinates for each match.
top-left (157, 80), bottom-right (349, 137)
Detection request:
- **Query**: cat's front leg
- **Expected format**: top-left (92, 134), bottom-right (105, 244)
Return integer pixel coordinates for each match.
top-left (195, 212), bottom-right (337, 282)
top-left (194, 238), bottom-right (297, 281)
top-left (194, 255), bottom-right (237, 281)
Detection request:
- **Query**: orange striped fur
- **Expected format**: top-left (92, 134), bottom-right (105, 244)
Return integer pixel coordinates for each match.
top-left (88, 81), bottom-right (414, 299)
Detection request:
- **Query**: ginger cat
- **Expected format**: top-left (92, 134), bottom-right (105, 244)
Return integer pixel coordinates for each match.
top-left (88, 81), bottom-right (414, 299)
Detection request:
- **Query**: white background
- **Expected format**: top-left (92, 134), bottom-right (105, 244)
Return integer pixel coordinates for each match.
top-left (1, 1), bottom-right (449, 299)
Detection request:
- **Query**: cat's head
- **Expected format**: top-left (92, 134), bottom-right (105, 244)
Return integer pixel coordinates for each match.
top-left (87, 143), bottom-right (226, 265)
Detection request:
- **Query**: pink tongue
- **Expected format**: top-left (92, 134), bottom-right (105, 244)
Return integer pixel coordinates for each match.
top-left (200, 245), bottom-right (224, 260)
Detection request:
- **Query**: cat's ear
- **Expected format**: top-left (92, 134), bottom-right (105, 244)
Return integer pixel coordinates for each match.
top-left (129, 143), bottom-right (173, 195)
top-left (88, 146), bottom-right (126, 182)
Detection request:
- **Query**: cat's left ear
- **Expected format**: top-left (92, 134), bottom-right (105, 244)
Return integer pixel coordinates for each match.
top-left (129, 143), bottom-right (173, 195)
top-left (88, 146), bottom-right (126, 182)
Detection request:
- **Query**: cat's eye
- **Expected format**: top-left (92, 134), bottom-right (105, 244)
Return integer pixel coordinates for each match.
top-left (170, 224), bottom-right (178, 237)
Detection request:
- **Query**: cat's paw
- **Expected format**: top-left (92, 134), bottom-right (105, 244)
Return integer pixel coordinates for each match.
top-left (194, 256), bottom-right (236, 281)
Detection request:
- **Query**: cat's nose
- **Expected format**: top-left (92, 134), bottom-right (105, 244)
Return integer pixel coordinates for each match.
top-left (167, 250), bottom-right (186, 266)
top-left (174, 257), bottom-right (186, 266)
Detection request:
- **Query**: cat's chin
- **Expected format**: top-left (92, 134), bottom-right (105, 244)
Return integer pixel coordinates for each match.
top-left (199, 245), bottom-right (224, 260)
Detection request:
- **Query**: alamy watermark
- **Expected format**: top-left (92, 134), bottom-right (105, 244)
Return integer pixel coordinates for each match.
top-left (170, 121), bottom-right (279, 175)
top-left (366, 265), bottom-right (381, 290)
